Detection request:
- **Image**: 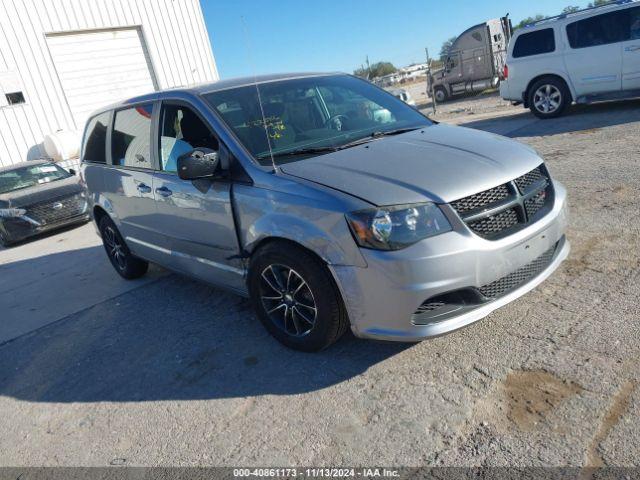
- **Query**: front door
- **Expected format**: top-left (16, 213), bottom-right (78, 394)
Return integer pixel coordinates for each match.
top-left (152, 101), bottom-right (245, 291)
top-left (564, 9), bottom-right (627, 97)
top-left (622, 6), bottom-right (640, 91)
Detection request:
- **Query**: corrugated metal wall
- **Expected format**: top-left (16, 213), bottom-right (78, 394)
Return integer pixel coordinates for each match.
top-left (0, 0), bottom-right (218, 167)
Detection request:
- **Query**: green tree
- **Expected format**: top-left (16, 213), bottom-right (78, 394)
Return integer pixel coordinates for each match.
top-left (439, 36), bottom-right (458, 60)
top-left (562, 5), bottom-right (581, 14)
top-left (353, 61), bottom-right (397, 79)
top-left (513, 14), bottom-right (546, 30)
top-left (588, 0), bottom-right (610, 6)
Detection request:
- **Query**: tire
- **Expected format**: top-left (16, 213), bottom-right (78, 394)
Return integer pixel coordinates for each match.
top-left (434, 87), bottom-right (449, 103)
top-left (99, 216), bottom-right (148, 280)
top-left (0, 231), bottom-right (11, 248)
top-left (528, 77), bottom-right (571, 119)
top-left (248, 242), bottom-right (349, 352)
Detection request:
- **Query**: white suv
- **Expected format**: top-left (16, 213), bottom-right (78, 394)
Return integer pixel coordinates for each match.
top-left (500, 0), bottom-right (640, 118)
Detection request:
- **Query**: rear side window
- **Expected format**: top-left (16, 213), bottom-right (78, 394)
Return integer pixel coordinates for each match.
top-left (566, 10), bottom-right (630, 49)
top-left (513, 28), bottom-right (556, 58)
top-left (111, 104), bottom-right (154, 169)
top-left (82, 112), bottom-right (110, 164)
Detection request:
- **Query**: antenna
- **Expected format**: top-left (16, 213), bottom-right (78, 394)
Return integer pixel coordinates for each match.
top-left (240, 16), bottom-right (278, 174)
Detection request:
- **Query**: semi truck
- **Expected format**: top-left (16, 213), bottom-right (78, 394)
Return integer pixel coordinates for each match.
top-left (428, 16), bottom-right (513, 103)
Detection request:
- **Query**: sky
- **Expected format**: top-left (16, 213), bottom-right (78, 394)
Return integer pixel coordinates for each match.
top-left (201, 0), bottom-right (592, 79)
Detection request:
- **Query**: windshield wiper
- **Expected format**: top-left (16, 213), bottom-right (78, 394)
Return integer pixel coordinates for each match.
top-left (256, 127), bottom-right (424, 161)
top-left (257, 146), bottom-right (339, 160)
top-left (337, 127), bottom-right (424, 150)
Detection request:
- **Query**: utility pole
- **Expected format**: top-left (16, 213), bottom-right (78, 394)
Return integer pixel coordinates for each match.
top-left (366, 55), bottom-right (372, 80)
top-left (425, 47), bottom-right (437, 115)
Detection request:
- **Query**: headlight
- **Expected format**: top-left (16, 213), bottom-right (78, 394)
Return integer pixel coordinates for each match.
top-left (346, 203), bottom-right (452, 251)
top-left (0, 208), bottom-right (27, 218)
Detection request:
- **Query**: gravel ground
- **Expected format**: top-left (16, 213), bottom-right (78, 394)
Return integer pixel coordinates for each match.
top-left (0, 97), bottom-right (638, 468)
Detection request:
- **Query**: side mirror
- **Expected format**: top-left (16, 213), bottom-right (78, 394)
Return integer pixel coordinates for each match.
top-left (177, 148), bottom-right (220, 180)
top-left (68, 168), bottom-right (76, 175)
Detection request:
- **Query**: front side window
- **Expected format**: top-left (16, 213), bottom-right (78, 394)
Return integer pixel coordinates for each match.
top-left (0, 163), bottom-right (71, 194)
top-left (111, 104), bottom-right (154, 169)
top-left (82, 112), bottom-right (110, 164)
top-left (159, 104), bottom-right (219, 172)
top-left (513, 28), bottom-right (556, 58)
top-left (204, 75), bottom-right (431, 166)
top-left (566, 10), bottom-right (630, 49)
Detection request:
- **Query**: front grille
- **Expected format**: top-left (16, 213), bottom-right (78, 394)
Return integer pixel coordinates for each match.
top-left (524, 189), bottom-right (548, 218)
top-left (515, 166), bottom-right (545, 193)
top-left (451, 165), bottom-right (553, 240)
top-left (479, 242), bottom-right (558, 299)
top-left (27, 194), bottom-right (87, 225)
top-left (451, 184), bottom-right (510, 214)
top-left (468, 208), bottom-right (519, 237)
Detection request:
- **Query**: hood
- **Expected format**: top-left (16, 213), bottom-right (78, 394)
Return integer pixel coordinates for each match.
top-left (281, 124), bottom-right (543, 206)
top-left (0, 176), bottom-right (83, 209)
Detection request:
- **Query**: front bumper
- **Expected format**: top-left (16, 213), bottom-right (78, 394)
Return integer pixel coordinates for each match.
top-left (0, 212), bottom-right (90, 244)
top-left (330, 182), bottom-right (569, 342)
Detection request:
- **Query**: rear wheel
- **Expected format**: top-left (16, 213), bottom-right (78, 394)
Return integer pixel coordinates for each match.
top-left (248, 242), bottom-right (348, 352)
top-left (528, 77), bottom-right (571, 119)
top-left (99, 216), bottom-right (148, 279)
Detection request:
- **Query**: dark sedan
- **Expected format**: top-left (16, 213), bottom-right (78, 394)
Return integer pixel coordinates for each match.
top-left (0, 160), bottom-right (89, 247)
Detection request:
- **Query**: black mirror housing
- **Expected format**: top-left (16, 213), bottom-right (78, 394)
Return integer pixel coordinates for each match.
top-left (68, 168), bottom-right (76, 175)
top-left (177, 148), bottom-right (220, 180)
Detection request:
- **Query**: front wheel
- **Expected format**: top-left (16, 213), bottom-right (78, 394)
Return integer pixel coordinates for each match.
top-left (99, 216), bottom-right (148, 279)
top-left (528, 77), bottom-right (570, 119)
top-left (434, 87), bottom-right (449, 103)
top-left (248, 243), bottom-right (349, 352)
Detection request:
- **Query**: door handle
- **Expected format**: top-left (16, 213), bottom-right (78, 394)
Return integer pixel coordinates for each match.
top-left (136, 183), bottom-right (152, 194)
top-left (625, 45), bottom-right (640, 52)
top-left (155, 186), bottom-right (173, 197)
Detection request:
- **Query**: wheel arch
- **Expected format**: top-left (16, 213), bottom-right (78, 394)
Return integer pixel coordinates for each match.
top-left (248, 237), bottom-right (329, 270)
top-left (240, 212), bottom-right (367, 268)
top-left (523, 73), bottom-right (574, 108)
top-left (93, 205), bottom-right (109, 225)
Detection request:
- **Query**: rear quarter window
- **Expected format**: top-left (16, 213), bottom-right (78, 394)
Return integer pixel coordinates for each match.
top-left (513, 28), bottom-right (556, 58)
top-left (566, 9), bottom-right (631, 49)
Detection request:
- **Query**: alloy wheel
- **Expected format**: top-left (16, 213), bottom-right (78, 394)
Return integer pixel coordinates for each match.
top-left (104, 226), bottom-right (126, 270)
top-left (259, 264), bottom-right (317, 337)
top-left (533, 84), bottom-right (562, 114)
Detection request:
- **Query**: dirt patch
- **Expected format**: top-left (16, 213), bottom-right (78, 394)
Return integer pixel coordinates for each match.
top-left (502, 370), bottom-right (583, 431)
top-left (585, 381), bottom-right (636, 467)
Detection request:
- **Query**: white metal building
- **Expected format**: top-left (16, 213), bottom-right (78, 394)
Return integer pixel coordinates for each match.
top-left (0, 0), bottom-right (219, 168)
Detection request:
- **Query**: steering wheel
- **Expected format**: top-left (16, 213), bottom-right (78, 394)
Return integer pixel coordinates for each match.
top-left (324, 114), bottom-right (349, 131)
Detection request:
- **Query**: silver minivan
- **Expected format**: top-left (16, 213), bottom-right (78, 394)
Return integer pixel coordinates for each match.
top-left (81, 73), bottom-right (569, 351)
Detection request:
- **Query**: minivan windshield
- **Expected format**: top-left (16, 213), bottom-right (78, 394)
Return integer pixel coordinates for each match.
top-left (0, 163), bottom-right (71, 194)
top-left (204, 75), bottom-right (432, 166)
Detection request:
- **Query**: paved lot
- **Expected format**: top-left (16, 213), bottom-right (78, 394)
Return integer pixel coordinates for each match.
top-left (1, 98), bottom-right (639, 467)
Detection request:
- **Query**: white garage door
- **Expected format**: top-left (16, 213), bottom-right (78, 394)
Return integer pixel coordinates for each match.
top-left (47, 27), bottom-right (157, 128)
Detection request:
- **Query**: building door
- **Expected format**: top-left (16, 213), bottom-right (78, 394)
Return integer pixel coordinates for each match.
top-left (46, 27), bottom-right (157, 129)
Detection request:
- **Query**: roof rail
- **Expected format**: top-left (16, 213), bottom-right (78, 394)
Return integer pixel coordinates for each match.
top-left (523, 0), bottom-right (635, 28)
